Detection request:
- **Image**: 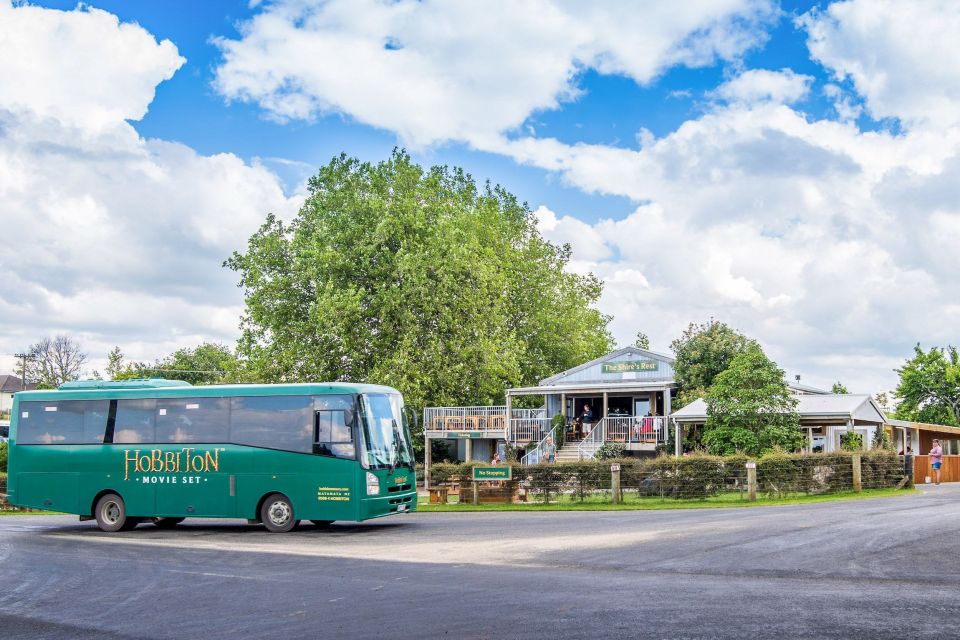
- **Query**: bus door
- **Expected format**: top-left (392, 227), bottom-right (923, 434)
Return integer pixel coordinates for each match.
top-left (310, 397), bottom-right (361, 521)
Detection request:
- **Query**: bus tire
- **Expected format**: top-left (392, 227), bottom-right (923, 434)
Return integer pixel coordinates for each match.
top-left (311, 520), bottom-right (334, 527)
top-left (94, 493), bottom-right (129, 533)
top-left (151, 517), bottom-right (185, 529)
top-left (260, 493), bottom-right (296, 533)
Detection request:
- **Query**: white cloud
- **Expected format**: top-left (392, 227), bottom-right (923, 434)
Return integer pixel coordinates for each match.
top-left (213, 0), bottom-right (776, 146)
top-left (0, 1), bottom-right (184, 130)
top-left (711, 68), bottom-right (813, 105)
top-left (801, 0), bottom-right (960, 129)
top-left (525, 96), bottom-right (960, 392)
top-left (0, 2), bottom-right (298, 374)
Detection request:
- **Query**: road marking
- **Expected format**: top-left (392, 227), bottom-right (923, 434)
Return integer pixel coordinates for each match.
top-left (164, 569), bottom-right (255, 580)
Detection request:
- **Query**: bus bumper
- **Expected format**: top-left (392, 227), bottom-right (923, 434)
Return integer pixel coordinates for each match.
top-left (360, 490), bottom-right (418, 520)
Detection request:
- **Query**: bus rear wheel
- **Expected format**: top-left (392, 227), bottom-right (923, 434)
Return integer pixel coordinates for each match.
top-left (260, 493), bottom-right (297, 533)
top-left (94, 493), bottom-right (132, 533)
top-left (151, 517), bottom-right (185, 529)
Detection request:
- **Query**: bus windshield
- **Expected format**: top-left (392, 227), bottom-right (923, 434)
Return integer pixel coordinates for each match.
top-left (360, 393), bottom-right (414, 470)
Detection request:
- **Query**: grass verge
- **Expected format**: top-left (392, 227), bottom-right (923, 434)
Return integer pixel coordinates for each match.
top-left (417, 487), bottom-right (913, 512)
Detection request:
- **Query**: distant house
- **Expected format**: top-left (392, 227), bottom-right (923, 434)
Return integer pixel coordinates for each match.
top-left (0, 375), bottom-right (36, 414)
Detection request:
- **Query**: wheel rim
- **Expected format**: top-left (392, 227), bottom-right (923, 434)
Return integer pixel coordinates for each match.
top-left (268, 500), bottom-right (291, 527)
top-left (101, 500), bottom-right (121, 525)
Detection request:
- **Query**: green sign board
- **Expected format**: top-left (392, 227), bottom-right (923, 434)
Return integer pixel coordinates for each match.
top-left (602, 360), bottom-right (659, 374)
top-left (473, 466), bottom-right (512, 481)
top-left (446, 431), bottom-right (483, 439)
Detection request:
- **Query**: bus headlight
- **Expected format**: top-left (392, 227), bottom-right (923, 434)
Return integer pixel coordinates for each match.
top-left (366, 472), bottom-right (380, 496)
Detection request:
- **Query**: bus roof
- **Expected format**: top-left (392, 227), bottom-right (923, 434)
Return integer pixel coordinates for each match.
top-left (13, 381), bottom-right (401, 403)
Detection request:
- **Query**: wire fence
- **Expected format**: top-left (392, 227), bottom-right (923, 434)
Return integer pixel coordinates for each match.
top-left (428, 451), bottom-right (908, 504)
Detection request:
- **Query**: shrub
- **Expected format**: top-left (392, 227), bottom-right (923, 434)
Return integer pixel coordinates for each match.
top-left (640, 454), bottom-right (726, 499)
top-left (840, 432), bottom-right (863, 452)
top-left (757, 449), bottom-right (817, 497)
top-left (861, 450), bottom-right (902, 488)
top-left (595, 442), bottom-right (625, 460)
top-left (551, 414), bottom-right (567, 449)
top-left (0, 441), bottom-right (6, 474)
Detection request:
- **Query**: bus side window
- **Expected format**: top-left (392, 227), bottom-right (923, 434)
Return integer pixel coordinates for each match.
top-left (314, 409), bottom-right (355, 459)
top-left (17, 400), bottom-right (109, 445)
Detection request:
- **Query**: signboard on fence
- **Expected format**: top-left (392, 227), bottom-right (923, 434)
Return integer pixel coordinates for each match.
top-left (473, 466), bottom-right (512, 481)
top-left (602, 360), bottom-right (659, 374)
top-left (446, 432), bottom-right (483, 439)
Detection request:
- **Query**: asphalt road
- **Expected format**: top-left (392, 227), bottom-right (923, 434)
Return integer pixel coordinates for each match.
top-left (2, 486), bottom-right (959, 639)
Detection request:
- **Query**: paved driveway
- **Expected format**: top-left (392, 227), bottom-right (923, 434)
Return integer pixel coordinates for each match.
top-left (1, 485), bottom-right (958, 639)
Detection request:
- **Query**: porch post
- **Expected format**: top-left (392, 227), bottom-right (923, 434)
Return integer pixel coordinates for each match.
top-left (505, 391), bottom-right (512, 442)
top-left (465, 437), bottom-right (472, 462)
top-left (663, 388), bottom-right (671, 418)
top-left (674, 419), bottom-right (682, 457)
top-left (602, 391), bottom-right (608, 420)
top-left (807, 427), bottom-right (813, 453)
top-left (424, 435), bottom-right (432, 490)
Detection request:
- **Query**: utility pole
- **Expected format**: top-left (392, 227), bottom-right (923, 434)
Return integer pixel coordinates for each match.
top-left (13, 352), bottom-right (30, 390)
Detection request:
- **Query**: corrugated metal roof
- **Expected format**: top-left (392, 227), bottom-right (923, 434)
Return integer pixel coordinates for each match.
top-left (672, 394), bottom-right (886, 423)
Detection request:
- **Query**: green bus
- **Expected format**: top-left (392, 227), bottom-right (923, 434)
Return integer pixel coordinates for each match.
top-left (6, 379), bottom-right (417, 532)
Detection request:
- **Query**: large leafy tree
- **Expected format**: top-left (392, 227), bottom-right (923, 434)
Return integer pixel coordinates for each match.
top-left (703, 344), bottom-right (803, 456)
top-left (894, 344), bottom-right (960, 426)
top-left (670, 319), bottom-right (756, 408)
top-left (226, 151), bottom-right (612, 442)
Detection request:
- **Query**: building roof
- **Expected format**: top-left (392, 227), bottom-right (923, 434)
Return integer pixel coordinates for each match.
top-left (0, 375), bottom-right (35, 393)
top-left (886, 418), bottom-right (960, 436)
top-left (539, 346), bottom-right (675, 386)
top-left (672, 394), bottom-right (887, 424)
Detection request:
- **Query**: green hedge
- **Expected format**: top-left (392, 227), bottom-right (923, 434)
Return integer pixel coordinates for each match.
top-left (429, 451), bottom-right (905, 502)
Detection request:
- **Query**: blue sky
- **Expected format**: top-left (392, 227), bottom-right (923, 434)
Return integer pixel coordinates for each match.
top-left (34, 0), bottom-right (861, 217)
top-left (2, 0), bottom-right (959, 396)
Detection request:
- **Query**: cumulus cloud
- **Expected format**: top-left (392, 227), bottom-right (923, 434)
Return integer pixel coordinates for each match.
top-left (801, 0), bottom-right (960, 129)
top-left (0, 1), bottom-right (184, 130)
top-left (0, 2), bottom-right (298, 372)
top-left (516, 95), bottom-right (960, 392)
top-left (213, 0), bottom-right (776, 146)
top-left (212, 0), bottom-right (960, 391)
top-left (711, 68), bottom-right (813, 105)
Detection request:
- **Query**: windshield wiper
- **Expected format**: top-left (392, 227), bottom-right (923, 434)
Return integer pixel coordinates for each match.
top-left (388, 419), bottom-right (402, 476)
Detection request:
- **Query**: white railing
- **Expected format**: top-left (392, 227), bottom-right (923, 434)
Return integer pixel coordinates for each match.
top-left (521, 426), bottom-right (558, 465)
top-left (424, 406), bottom-right (507, 433)
top-left (604, 416), bottom-right (667, 445)
top-left (509, 418), bottom-right (551, 443)
top-left (577, 418), bottom-right (607, 460)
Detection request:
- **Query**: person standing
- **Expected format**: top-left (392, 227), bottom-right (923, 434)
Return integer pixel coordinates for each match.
top-left (544, 435), bottom-right (556, 464)
top-left (491, 449), bottom-right (502, 465)
top-left (930, 439), bottom-right (943, 485)
top-left (581, 403), bottom-right (594, 437)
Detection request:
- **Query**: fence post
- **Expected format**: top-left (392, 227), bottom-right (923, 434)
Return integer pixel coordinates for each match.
top-left (852, 453), bottom-right (862, 493)
top-left (746, 462), bottom-right (757, 502)
top-left (904, 454), bottom-right (914, 487)
top-left (611, 463), bottom-right (621, 504)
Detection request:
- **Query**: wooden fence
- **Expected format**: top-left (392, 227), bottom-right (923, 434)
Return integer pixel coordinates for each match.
top-left (913, 455), bottom-right (960, 484)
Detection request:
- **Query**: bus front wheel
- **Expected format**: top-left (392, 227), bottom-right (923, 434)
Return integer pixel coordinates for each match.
top-left (94, 493), bottom-right (135, 533)
top-left (260, 493), bottom-right (297, 533)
